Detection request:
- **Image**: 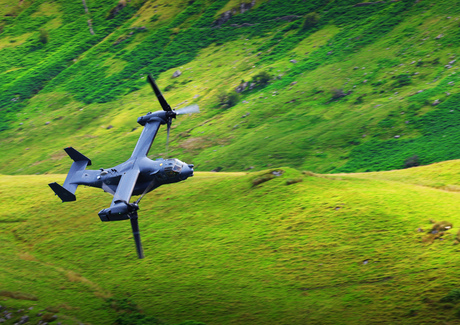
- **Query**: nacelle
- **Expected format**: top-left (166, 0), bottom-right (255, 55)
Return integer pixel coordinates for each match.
top-left (98, 203), bottom-right (130, 221)
top-left (137, 110), bottom-right (176, 126)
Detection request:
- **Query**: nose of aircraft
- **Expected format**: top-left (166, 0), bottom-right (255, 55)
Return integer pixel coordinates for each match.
top-left (180, 163), bottom-right (194, 180)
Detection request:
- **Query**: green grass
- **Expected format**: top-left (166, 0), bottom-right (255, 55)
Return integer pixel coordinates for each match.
top-left (2, 3), bottom-right (460, 322)
top-left (1, 0), bottom-right (460, 175)
top-left (2, 162), bottom-right (460, 324)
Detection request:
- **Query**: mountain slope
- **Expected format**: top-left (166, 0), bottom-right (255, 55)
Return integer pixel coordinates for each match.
top-left (1, 0), bottom-right (460, 174)
top-left (1, 162), bottom-right (460, 324)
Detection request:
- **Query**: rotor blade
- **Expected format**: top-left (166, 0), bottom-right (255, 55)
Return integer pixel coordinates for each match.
top-left (147, 74), bottom-right (171, 111)
top-left (101, 182), bottom-right (116, 196)
top-left (129, 212), bottom-right (144, 259)
top-left (175, 104), bottom-right (200, 115)
top-left (134, 179), bottom-right (156, 205)
top-left (166, 120), bottom-right (171, 157)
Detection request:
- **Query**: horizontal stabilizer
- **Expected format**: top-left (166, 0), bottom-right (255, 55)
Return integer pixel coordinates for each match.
top-left (64, 147), bottom-right (92, 166)
top-left (48, 182), bottom-right (76, 202)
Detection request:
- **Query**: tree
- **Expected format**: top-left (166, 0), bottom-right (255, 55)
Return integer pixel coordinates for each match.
top-left (39, 29), bottom-right (48, 44)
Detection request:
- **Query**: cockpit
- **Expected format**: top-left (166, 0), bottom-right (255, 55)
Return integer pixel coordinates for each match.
top-left (163, 159), bottom-right (183, 178)
top-left (154, 158), bottom-right (193, 182)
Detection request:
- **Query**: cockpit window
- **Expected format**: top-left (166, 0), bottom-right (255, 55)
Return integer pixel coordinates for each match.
top-left (165, 159), bottom-right (182, 175)
top-left (165, 168), bottom-right (176, 178)
top-left (173, 163), bottom-right (182, 172)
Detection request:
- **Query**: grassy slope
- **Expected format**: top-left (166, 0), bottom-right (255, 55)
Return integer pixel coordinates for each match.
top-left (1, 0), bottom-right (460, 175)
top-left (1, 1), bottom-right (460, 324)
top-left (2, 162), bottom-right (460, 324)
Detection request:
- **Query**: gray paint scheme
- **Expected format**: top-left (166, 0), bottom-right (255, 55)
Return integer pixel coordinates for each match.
top-left (49, 75), bottom-right (198, 259)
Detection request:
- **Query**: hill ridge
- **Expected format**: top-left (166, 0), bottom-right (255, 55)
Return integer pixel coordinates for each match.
top-left (1, 0), bottom-right (460, 175)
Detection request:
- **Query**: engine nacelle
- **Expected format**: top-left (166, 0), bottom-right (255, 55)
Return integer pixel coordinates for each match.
top-left (98, 203), bottom-right (130, 221)
top-left (137, 110), bottom-right (175, 126)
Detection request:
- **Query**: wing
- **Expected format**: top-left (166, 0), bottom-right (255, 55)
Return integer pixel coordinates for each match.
top-left (131, 120), bottom-right (161, 158)
top-left (110, 167), bottom-right (140, 207)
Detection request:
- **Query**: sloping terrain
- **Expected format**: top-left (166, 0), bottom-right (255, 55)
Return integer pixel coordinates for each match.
top-left (1, 162), bottom-right (460, 324)
top-left (0, 0), bottom-right (460, 174)
top-left (2, 2), bottom-right (460, 324)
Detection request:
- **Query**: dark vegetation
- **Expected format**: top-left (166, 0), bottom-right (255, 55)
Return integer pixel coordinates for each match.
top-left (0, 0), bottom-right (324, 129)
top-left (106, 298), bottom-right (206, 325)
top-left (0, 0), bottom-right (414, 128)
top-left (302, 12), bottom-right (320, 30)
top-left (337, 92), bottom-right (460, 172)
top-left (2, 2), bottom-right (460, 324)
top-left (217, 91), bottom-right (240, 108)
top-left (1, 0), bottom-right (460, 174)
top-left (252, 71), bottom-right (271, 86)
top-left (0, 296), bottom-right (206, 325)
top-left (251, 169), bottom-right (284, 186)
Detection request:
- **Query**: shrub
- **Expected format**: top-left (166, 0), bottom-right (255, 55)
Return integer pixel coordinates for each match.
top-left (39, 29), bottom-right (48, 44)
top-left (430, 221), bottom-right (453, 233)
top-left (393, 74), bottom-right (412, 88)
top-left (252, 174), bottom-right (274, 186)
top-left (106, 298), bottom-right (164, 325)
top-left (440, 289), bottom-right (460, 303)
top-left (252, 170), bottom-right (284, 186)
top-left (252, 71), bottom-right (271, 86)
top-left (303, 12), bottom-right (320, 29)
top-left (331, 88), bottom-right (348, 100)
top-left (218, 91), bottom-right (240, 109)
top-left (0, 290), bottom-right (38, 301)
top-left (354, 94), bottom-right (365, 104)
top-left (404, 155), bottom-right (420, 168)
top-left (150, 14), bottom-right (160, 23)
top-left (107, 0), bottom-right (127, 19)
top-left (286, 178), bottom-right (303, 185)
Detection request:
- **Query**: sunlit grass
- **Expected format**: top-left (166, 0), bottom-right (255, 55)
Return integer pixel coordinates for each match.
top-left (2, 162), bottom-right (460, 323)
top-left (1, 1), bottom-right (460, 176)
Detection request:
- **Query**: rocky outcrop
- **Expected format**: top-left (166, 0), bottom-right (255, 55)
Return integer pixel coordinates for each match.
top-left (236, 82), bottom-right (249, 93)
top-left (235, 81), bottom-right (256, 93)
top-left (81, 0), bottom-right (89, 14)
top-left (108, 0), bottom-right (127, 19)
top-left (230, 22), bottom-right (256, 28)
top-left (274, 15), bottom-right (302, 22)
top-left (353, 1), bottom-right (385, 6)
top-left (87, 19), bottom-right (94, 35)
top-left (213, 0), bottom-right (256, 27)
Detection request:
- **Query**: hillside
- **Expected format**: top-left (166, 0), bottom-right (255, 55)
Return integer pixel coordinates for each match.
top-left (1, 0), bottom-right (460, 175)
top-left (2, 162), bottom-right (460, 324)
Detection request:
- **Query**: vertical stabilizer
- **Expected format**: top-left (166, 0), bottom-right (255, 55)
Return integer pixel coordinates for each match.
top-left (49, 147), bottom-right (91, 202)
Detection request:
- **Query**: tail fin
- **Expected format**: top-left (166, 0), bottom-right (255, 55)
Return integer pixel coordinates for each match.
top-left (49, 147), bottom-right (91, 202)
top-left (49, 182), bottom-right (76, 202)
top-left (64, 147), bottom-right (92, 166)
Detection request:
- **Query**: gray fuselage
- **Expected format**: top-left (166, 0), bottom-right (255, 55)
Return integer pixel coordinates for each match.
top-left (75, 156), bottom-right (193, 196)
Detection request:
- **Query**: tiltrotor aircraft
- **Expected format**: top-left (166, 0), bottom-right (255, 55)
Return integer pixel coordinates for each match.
top-left (49, 74), bottom-right (199, 259)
